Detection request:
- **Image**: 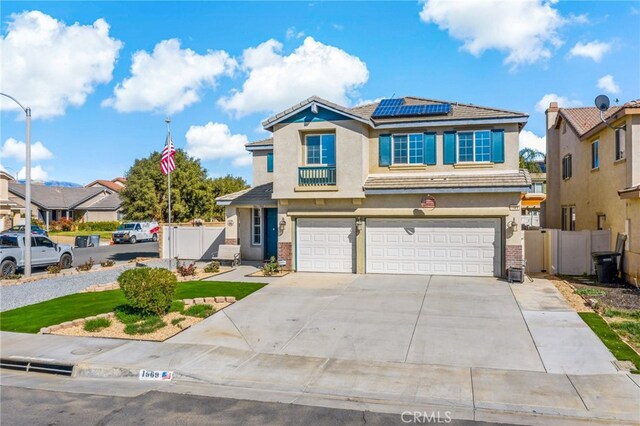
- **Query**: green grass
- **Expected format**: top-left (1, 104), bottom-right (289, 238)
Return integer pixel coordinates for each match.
top-left (610, 321), bottom-right (640, 347)
top-left (579, 312), bottom-right (640, 371)
top-left (83, 317), bottom-right (111, 332)
top-left (574, 288), bottom-right (606, 297)
top-left (603, 308), bottom-right (640, 320)
top-left (171, 317), bottom-right (186, 326)
top-left (0, 281), bottom-right (265, 334)
top-left (49, 231), bottom-right (115, 239)
top-left (183, 304), bottom-right (215, 318)
top-left (124, 316), bottom-right (165, 335)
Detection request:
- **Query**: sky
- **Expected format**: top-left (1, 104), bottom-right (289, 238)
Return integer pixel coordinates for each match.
top-left (1, 1), bottom-right (638, 186)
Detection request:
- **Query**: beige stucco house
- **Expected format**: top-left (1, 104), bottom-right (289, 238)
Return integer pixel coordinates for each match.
top-left (0, 170), bottom-right (22, 230)
top-left (218, 96), bottom-right (531, 277)
top-left (545, 100), bottom-right (640, 283)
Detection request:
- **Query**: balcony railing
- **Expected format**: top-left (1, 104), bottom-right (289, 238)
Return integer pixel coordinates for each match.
top-left (298, 166), bottom-right (337, 186)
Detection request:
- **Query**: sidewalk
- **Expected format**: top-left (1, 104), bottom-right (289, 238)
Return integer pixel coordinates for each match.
top-left (2, 331), bottom-right (638, 425)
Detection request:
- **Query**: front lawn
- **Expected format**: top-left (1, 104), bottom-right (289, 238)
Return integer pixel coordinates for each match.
top-left (0, 281), bottom-right (265, 334)
top-left (579, 312), bottom-right (640, 372)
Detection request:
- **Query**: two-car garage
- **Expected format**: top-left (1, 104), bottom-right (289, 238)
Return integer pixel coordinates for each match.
top-left (296, 218), bottom-right (502, 277)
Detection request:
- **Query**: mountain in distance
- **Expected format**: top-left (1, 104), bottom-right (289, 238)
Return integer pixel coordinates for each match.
top-left (17, 180), bottom-right (82, 188)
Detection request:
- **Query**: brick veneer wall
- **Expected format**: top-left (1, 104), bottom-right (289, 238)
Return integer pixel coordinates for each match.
top-left (278, 242), bottom-right (292, 271)
top-left (225, 238), bottom-right (239, 245)
top-left (505, 245), bottom-right (523, 270)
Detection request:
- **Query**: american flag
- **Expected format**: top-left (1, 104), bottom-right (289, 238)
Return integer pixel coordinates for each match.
top-left (160, 133), bottom-right (176, 175)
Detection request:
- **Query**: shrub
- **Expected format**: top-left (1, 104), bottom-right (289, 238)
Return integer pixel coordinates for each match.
top-left (183, 304), bottom-right (215, 318)
top-left (77, 221), bottom-right (121, 232)
top-left (51, 218), bottom-right (76, 232)
top-left (0, 274), bottom-right (21, 281)
top-left (84, 317), bottom-right (111, 332)
top-left (176, 260), bottom-right (197, 277)
top-left (118, 268), bottom-right (177, 316)
top-left (575, 288), bottom-right (606, 297)
top-left (171, 317), bottom-right (186, 326)
top-left (261, 256), bottom-right (280, 276)
top-left (169, 300), bottom-right (185, 313)
top-left (76, 257), bottom-right (94, 272)
top-left (47, 264), bottom-right (61, 274)
top-left (123, 316), bottom-right (165, 335)
top-left (100, 260), bottom-right (116, 268)
top-left (204, 261), bottom-right (220, 273)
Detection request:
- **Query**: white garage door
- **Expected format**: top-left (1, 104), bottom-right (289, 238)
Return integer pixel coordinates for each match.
top-left (366, 218), bottom-right (501, 276)
top-left (297, 218), bottom-right (355, 273)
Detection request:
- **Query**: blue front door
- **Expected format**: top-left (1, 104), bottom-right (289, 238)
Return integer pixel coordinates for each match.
top-left (264, 208), bottom-right (278, 260)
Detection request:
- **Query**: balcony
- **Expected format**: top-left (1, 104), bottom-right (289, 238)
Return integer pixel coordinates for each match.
top-left (298, 166), bottom-right (336, 186)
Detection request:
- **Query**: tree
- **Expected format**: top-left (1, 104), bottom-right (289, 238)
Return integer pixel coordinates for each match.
top-left (120, 149), bottom-right (247, 222)
top-left (519, 148), bottom-right (545, 173)
top-left (207, 175), bottom-right (249, 221)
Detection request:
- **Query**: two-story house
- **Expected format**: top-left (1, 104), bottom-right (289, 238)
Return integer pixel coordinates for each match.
top-left (545, 100), bottom-right (640, 283)
top-left (217, 96), bottom-right (531, 277)
top-left (521, 161), bottom-right (546, 229)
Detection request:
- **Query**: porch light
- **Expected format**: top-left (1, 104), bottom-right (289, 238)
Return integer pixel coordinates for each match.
top-left (279, 218), bottom-right (286, 233)
top-left (508, 218), bottom-right (518, 232)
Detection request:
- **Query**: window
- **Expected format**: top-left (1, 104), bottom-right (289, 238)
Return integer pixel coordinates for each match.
top-left (252, 208), bottom-right (261, 245)
top-left (597, 214), bottom-right (606, 231)
top-left (392, 133), bottom-right (423, 164)
top-left (562, 154), bottom-right (572, 180)
top-left (0, 236), bottom-right (18, 247)
top-left (267, 152), bottom-right (273, 173)
top-left (306, 134), bottom-right (335, 165)
top-left (562, 207), bottom-right (576, 231)
top-left (457, 130), bottom-right (491, 162)
top-left (591, 140), bottom-right (599, 169)
top-left (615, 128), bottom-right (625, 160)
top-left (34, 236), bottom-right (54, 248)
top-left (532, 182), bottom-right (545, 193)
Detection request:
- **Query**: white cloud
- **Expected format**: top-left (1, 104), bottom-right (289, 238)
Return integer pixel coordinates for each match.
top-left (597, 74), bottom-right (620, 94)
top-left (0, 10), bottom-right (122, 119)
top-left (185, 122), bottom-right (251, 167)
top-left (18, 165), bottom-right (49, 181)
top-left (519, 130), bottom-right (546, 154)
top-left (103, 39), bottom-right (236, 114)
top-left (569, 40), bottom-right (611, 62)
top-left (218, 37), bottom-right (369, 117)
top-left (419, 0), bottom-right (564, 68)
top-left (353, 97), bottom-right (384, 107)
top-left (1, 138), bottom-right (53, 162)
top-left (286, 27), bottom-right (305, 40)
top-left (535, 93), bottom-right (582, 113)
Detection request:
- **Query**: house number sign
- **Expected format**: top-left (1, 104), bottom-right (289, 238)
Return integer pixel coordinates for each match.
top-left (420, 196), bottom-right (436, 209)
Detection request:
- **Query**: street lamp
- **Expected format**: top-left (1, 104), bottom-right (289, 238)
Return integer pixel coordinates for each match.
top-left (1, 92), bottom-right (32, 277)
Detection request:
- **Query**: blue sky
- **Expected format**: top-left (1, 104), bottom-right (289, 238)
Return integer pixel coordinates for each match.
top-left (1, 1), bottom-right (638, 185)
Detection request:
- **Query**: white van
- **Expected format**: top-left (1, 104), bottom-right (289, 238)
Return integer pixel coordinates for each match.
top-left (112, 221), bottom-right (159, 244)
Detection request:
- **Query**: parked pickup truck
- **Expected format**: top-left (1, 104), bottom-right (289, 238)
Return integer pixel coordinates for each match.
top-left (0, 233), bottom-right (74, 276)
top-left (112, 222), bottom-right (159, 244)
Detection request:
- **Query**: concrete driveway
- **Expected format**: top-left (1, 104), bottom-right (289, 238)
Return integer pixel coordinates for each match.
top-left (170, 271), bottom-right (617, 374)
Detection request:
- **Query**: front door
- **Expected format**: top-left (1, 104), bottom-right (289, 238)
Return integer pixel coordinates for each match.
top-left (264, 208), bottom-right (278, 260)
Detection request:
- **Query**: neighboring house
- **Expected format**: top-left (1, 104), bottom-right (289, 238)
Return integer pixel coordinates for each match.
top-left (85, 177), bottom-right (127, 193)
top-left (8, 182), bottom-right (123, 225)
top-left (0, 170), bottom-right (21, 230)
top-left (545, 100), bottom-right (640, 282)
top-left (218, 96), bottom-right (531, 277)
top-left (521, 162), bottom-right (546, 229)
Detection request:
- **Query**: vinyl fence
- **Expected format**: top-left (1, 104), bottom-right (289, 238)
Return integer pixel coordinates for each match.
top-left (524, 229), bottom-right (611, 275)
top-left (162, 225), bottom-right (225, 260)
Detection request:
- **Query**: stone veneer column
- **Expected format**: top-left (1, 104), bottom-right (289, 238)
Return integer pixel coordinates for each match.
top-left (278, 242), bottom-right (292, 271)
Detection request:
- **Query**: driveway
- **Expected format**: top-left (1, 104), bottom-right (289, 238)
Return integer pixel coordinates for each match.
top-left (170, 271), bottom-right (617, 374)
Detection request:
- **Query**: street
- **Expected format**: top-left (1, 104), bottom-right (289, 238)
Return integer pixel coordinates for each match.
top-left (71, 241), bottom-right (159, 267)
top-left (0, 384), bottom-right (505, 426)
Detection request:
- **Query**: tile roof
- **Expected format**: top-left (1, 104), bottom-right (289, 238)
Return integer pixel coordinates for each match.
top-left (85, 179), bottom-right (124, 192)
top-left (77, 192), bottom-right (122, 210)
top-left (364, 170), bottom-right (531, 192)
top-left (215, 183), bottom-right (275, 206)
top-left (558, 99), bottom-right (640, 137)
top-left (8, 183), bottom-right (107, 210)
top-left (245, 137), bottom-right (273, 147)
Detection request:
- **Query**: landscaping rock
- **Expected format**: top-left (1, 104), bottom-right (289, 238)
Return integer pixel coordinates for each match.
top-left (40, 327), bottom-right (50, 334)
top-left (72, 319), bottom-right (84, 326)
top-left (214, 296), bottom-right (225, 303)
top-left (183, 299), bottom-right (194, 305)
top-left (204, 297), bottom-right (216, 304)
top-left (97, 313), bottom-right (110, 319)
top-left (85, 316), bottom-right (98, 322)
top-left (225, 296), bottom-right (236, 303)
top-left (60, 321), bottom-right (74, 329)
top-left (194, 297), bottom-right (205, 304)
top-left (49, 325), bottom-right (61, 332)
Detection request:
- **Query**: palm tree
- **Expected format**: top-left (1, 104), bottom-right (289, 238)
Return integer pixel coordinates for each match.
top-left (519, 148), bottom-right (545, 173)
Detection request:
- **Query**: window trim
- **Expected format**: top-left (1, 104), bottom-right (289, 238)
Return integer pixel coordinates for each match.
top-left (251, 207), bottom-right (262, 246)
top-left (391, 133), bottom-right (424, 165)
top-left (615, 128), bottom-right (625, 161)
top-left (562, 154), bottom-right (572, 180)
top-left (456, 130), bottom-right (492, 163)
top-left (304, 133), bottom-right (335, 166)
top-left (591, 140), bottom-right (599, 170)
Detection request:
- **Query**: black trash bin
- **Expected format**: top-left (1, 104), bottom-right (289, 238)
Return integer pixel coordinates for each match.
top-left (591, 251), bottom-right (620, 283)
top-left (75, 236), bottom-right (89, 248)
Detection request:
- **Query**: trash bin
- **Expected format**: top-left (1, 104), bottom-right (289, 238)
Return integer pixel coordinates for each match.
top-left (75, 236), bottom-right (89, 248)
top-left (88, 235), bottom-right (100, 247)
top-left (508, 266), bottom-right (524, 283)
top-left (591, 251), bottom-right (620, 283)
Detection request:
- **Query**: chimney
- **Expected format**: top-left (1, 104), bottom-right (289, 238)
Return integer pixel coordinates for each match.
top-left (548, 102), bottom-right (559, 112)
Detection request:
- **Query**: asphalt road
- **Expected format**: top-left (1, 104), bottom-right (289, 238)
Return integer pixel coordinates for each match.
top-left (0, 386), bottom-right (506, 426)
top-left (71, 241), bottom-right (159, 266)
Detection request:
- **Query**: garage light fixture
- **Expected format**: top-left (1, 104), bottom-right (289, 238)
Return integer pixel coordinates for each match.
top-left (508, 218), bottom-right (518, 232)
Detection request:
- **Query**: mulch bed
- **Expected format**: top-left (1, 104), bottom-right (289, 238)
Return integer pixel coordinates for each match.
top-left (561, 276), bottom-right (640, 311)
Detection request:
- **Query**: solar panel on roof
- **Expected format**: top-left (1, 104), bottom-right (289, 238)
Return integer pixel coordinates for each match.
top-left (377, 98), bottom-right (404, 108)
top-left (372, 102), bottom-right (452, 118)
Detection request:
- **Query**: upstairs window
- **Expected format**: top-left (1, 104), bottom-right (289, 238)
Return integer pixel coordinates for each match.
top-left (562, 154), bottom-right (572, 180)
top-left (306, 134), bottom-right (335, 166)
top-left (591, 140), bottom-right (599, 169)
top-left (532, 182), bottom-right (545, 193)
top-left (615, 128), bottom-right (625, 160)
top-left (393, 134), bottom-right (423, 164)
top-left (458, 130), bottom-right (491, 162)
top-left (267, 152), bottom-right (273, 173)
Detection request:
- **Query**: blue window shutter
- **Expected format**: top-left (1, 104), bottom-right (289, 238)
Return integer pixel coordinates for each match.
top-left (443, 132), bottom-right (456, 164)
top-left (266, 152), bottom-right (273, 172)
top-left (424, 133), bottom-right (436, 165)
top-left (379, 134), bottom-right (391, 166)
top-left (491, 130), bottom-right (505, 163)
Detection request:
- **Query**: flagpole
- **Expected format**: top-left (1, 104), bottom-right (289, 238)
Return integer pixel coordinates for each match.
top-left (165, 117), bottom-right (173, 270)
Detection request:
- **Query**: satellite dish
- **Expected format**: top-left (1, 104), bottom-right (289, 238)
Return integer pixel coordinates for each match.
top-left (595, 95), bottom-right (610, 112)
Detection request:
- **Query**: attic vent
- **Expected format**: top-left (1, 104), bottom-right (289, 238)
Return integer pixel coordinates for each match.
top-left (1, 358), bottom-right (74, 376)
